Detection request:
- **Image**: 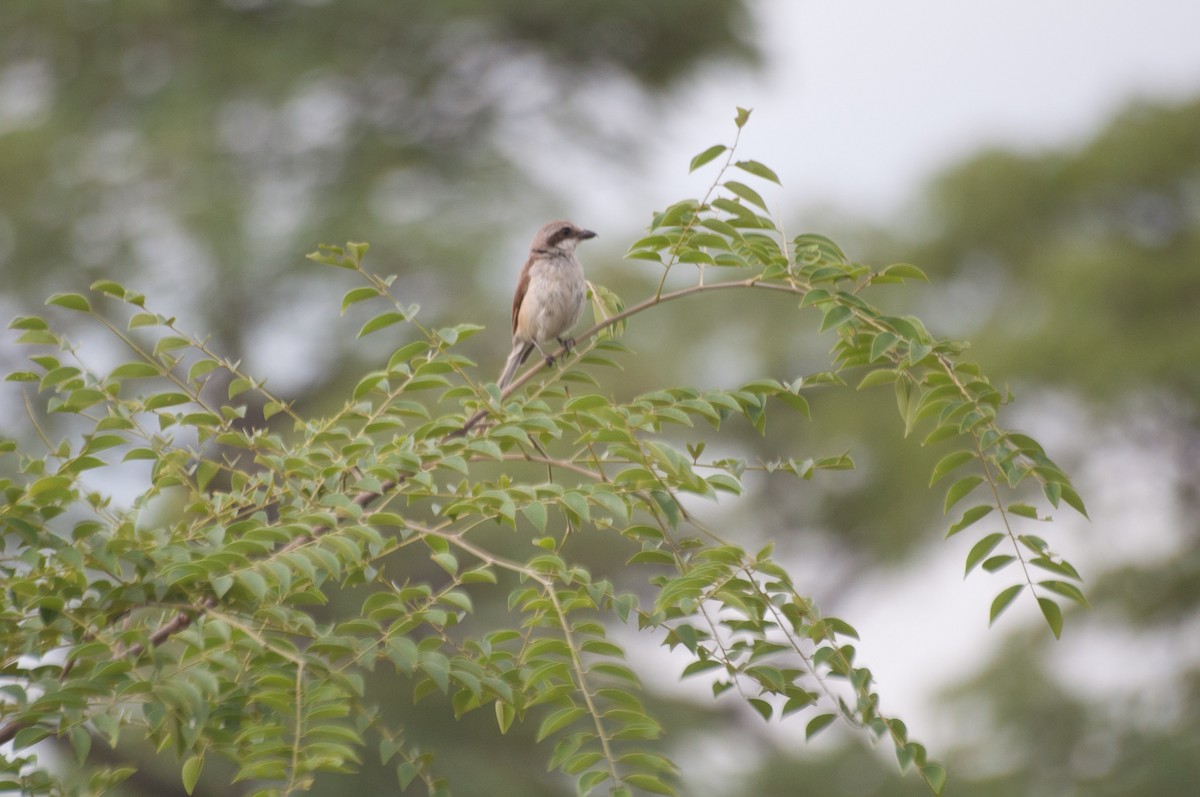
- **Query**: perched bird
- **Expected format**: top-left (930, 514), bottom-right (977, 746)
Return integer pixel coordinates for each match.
top-left (498, 220), bottom-right (597, 388)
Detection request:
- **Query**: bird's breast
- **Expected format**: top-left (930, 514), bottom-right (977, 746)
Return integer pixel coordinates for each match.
top-left (519, 257), bottom-right (586, 341)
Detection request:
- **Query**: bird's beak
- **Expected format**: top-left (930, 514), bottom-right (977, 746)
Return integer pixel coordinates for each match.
top-left (577, 229), bottom-right (597, 240)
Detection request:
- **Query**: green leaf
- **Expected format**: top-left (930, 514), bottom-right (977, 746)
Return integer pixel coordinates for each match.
top-left (947, 504), bottom-right (993, 538)
top-left (153, 336), bottom-right (191, 356)
top-left (182, 754), bottom-right (203, 794)
top-left (110, 362), bottom-right (161, 379)
top-left (9, 315), bottom-right (48, 330)
top-left (989, 584), bottom-right (1025, 626)
top-left (235, 571), bottom-right (268, 601)
top-left (723, 180), bottom-right (769, 211)
top-left (622, 773), bottom-right (675, 795)
top-left (734, 106), bottom-right (751, 128)
top-left (857, 368), bottom-right (897, 390)
top-left (689, 144), bottom-right (727, 173)
top-left (734, 159), bottom-right (781, 184)
top-left (495, 701), bottom-right (515, 734)
top-left (1039, 580), bottom-right (1089, 607)
top-left (536, 707), bottom-right (586, 742)
top-left (930, 450), bottom-right (974, 485)
top-left (146, 392), bottom-right (191, 410)
top-left (806, 713), bottom-right (837, 739)
top-left (870, 332), bottom-right (900, 361)
top-left (964, 533), bottom-right (1004, 575)
top-left (921, 762), bottom-right (947, 795)
top-left (358, 311), bottom-right (408, 337)
top-left (1007, 503), bottom-right (1043, 520)
top-left (211, 574), bottom-right (234, 599)
top-left (188, 359), bottom-right (220, 381)
top-left (1059, 483), bottom-right (1089, 518)
top-left (341, 286), bottom-right (380, 313)
top-left (69, 724), bottom-right (91, 765)
top-left (565, 394), bottom-right (609, 412)
top-left (13, 726), bottom-right (51, 750)
top-left (747, 698), bottom-right (772, 721)
top-left (47, 293), bottom-right (91, 312)
top-left (982, 554), bottom-right (1015, 573)
top-left (819, 305), bottom-right (853, 332)
top-left (129, 312), bottom-right (159, 328)
top-left (579, 770), bottom-right (611, 795)
top-left (1038, 597), bottom-right (1063, 639)
top-left (944, 476), bottom-right (983, 513)
top-left (90, 279), bottom-right (126, 297)
top-left (880, 263), bottom-right (929, 282)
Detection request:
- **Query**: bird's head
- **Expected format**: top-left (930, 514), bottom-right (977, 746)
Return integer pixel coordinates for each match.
top-left (533, 220), bottom-right (597, 253)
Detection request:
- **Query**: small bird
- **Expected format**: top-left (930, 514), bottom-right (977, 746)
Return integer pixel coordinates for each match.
top-left (498, 220), bottom-right (597, 388)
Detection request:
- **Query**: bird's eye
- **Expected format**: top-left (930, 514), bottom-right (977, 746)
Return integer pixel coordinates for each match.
top-left (558, 226), bottom-right (572, 238)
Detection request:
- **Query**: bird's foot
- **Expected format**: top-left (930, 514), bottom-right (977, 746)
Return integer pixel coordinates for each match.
top-left (557, 336), bottom-right (576, 353)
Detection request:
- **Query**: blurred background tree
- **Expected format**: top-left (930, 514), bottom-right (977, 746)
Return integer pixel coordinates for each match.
top-left (0, 0), bottom-right (755, 404)
top-left (2, 0), bottom-right (1199, 795)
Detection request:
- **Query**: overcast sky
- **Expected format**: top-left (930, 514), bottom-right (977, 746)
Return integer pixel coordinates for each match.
top-left (556, 0), bottom-right (1200, 230)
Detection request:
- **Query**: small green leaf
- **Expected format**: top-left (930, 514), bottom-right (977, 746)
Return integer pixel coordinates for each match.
top-left (1038, 597), bottom-right (1063, 639)
top-left (358, 311), bottom-right (407, 338)
top-left (182, 754), bottom-right (203, 794)
top-left (47, 293), bottom-right (91, 312)
top-left (1007, 503), bottom-right (1043, 520)
top-left (857, 368), bottom-right (897, 390)
top-left (734, 159), bottom-right (781, 184)
top-left (13, 726), bottom-right (51, 750)
top-left (9, 315), bottom-right (47, 330)
top-left (982, 554), bottom-right (1015, 573)
top-left (819, 305), bottom-right (853, 332)
top-left (989, 584), bottom-right (1025, 626)
top-left (930, 450), bottom-right (974, 485)
top-left (537, 707), bottom-right (586, 742)
top-left (921, 762), bottom-right (947, 795)
top-left (622, 773), bottom-right (675, 795)
top-left (1059, 483), bottom-right (1089, 518)
top-left (565, 394), bottom-right (609, 412)
top-left (881, 263), bottom-right (929, 282)
top-left (129, 312), bottom-right (159, 328)
top-left (341, 286), bottom-right (380, 313)
top-left (689, 144), bottom-right (727, 173)
top-left (947, 504), bottom-right (993, 538)
top-left (69, 724), bottom-right (91, 765)
top-left (1039, 580), bottom-right (1089, 607)
top-left (495, 701), bottom-right (515, 734)
top-left (110, 362), bottom-right (161, 379)
top-left (90, 279), bottom-right (126, 297)
top-left (734, 106), bottom-right (751, 128)
top-left (964, 533), bottom-right (1004, 575)
top-left (211, 574), bottom-right (234, 599)
top-left (870, 332), bottom-right (900, 361)
top-left (227, 378), bottom-right (251, 399)
top-left (723, 180), bottom-right (769, 211)
top-left (944, 476), bottom-right (983, 513)
top-left (806, 713), bottom-right (837, 739)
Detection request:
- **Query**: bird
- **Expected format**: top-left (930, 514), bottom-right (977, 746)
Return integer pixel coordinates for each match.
top-left (498, 220), bottom-right (597, 388)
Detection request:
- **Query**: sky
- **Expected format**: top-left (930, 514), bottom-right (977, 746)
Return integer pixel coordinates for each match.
top-left (550, 0), bottom-right (1200, 231)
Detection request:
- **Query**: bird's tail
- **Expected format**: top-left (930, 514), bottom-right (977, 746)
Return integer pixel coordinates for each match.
top-left (498, 342), bottom-right (534, 388)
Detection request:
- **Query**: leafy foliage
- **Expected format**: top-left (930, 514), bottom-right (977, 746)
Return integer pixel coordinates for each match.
top-left (0, 113), bottom-right (1082, 796)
